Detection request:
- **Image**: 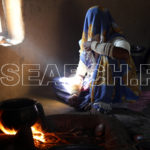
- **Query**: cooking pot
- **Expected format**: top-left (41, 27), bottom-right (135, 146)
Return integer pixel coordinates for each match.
top-left (0, 98), bottom-right (39, 130)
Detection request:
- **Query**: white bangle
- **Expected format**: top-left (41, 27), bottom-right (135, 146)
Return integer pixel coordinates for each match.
top-left (109, 44), bottom-right (114, 59)
top-left (91, 41), bottom-right (98, 50)
top-left (91, 41), bottom-right (114, 59)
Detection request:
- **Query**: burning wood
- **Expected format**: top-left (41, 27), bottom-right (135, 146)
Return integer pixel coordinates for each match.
top-left (0, 99), bottom-right (69, 149)
top-left (0, 120), bottom-right (68, 149)
top-left (0, 118), bottom-right (105, 149)
top-left (31, 123), bottom-right (46, 143)
top-left (0, 121), bottom-right (46, 143)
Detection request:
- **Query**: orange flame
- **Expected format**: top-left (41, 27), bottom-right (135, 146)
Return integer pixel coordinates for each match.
top-left (0, 118), bottom-right (68, 149)
top-left (31, 123), bottom-right (46, 143)
top-left (0, 121), bottom-right (17, 135)
top-left (0, 119), bottom-right (46, 143)
top-left (0, 111), bottom-right (17, 135)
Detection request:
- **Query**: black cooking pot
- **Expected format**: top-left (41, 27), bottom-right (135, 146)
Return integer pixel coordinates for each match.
top-left (0, 98), bottom-right (39, 130)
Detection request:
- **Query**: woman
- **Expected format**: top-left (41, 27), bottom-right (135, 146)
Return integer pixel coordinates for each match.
top-left (56, 6), bottom-right (141, 113)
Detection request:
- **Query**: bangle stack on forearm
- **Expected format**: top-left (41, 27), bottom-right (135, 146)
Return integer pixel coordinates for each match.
top-left (91, 41), bottom-right (114, 59)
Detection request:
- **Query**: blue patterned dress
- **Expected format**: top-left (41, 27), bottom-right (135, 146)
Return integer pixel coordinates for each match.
top-left (54, 6), bottom-right (141, 112)
top-left (77, 6), bottom-right (141, 111)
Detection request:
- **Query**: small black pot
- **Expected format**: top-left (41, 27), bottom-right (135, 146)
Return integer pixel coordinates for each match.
top-left (0, 98), bottom-right (39, 130)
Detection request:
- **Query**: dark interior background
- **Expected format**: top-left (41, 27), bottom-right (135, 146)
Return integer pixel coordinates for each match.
top-left (0, 0), bottom-right (150, 101)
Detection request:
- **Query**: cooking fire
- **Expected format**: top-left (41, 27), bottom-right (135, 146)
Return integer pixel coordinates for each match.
top-left (0, 98), bottom-right (149, 150)
top-left (0, 98), bottom-right (69, 150)
top-left (0, 98), bottom-right (106, 150)
top-left (0, 116), bottom-right (106, 150)
top-left (0, 120), bottom-right (68, 149)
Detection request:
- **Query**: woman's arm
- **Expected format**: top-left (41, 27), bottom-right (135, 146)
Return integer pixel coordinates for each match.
top-left (113, 47), bottom-right (129, 60)
top-left (84, 38), bottom-right (130, 60)
top-left (112, 37), bottom-right (130, 59)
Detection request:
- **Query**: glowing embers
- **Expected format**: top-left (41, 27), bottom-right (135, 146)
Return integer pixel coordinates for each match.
top-left (0, 120), bottom-right (68, 149)
top-left (31, 123), bottom-right (68, 149)
top-left (0, 121), bottom-right (46, 143)
top-left (33, 132), bottom-right (68, 149)
top-left (0, 111), bottom-right (46, 144)
top-left (31, 122), bottom-right (46, 143)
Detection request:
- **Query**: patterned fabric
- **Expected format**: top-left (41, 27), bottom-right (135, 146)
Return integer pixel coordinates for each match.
top-left (78, 6), bottom-right (141, 110)
top-left (80, 6), bottom-right (123, 53)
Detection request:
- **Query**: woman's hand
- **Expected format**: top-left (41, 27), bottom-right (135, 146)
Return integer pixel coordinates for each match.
top-left (84, 41), bottom-right (92, 51)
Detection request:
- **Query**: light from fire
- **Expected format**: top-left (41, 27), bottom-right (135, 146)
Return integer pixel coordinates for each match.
top-left (31, 123), bottom-right (46, 143)
top-left (0, 121), bottom-right (17, 135)
top-left (0, 121), bottom-right (46, 143)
